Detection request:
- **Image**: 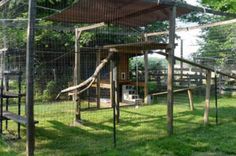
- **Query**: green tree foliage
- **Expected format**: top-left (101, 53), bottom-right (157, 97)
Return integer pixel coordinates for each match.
top-left (202, 0), bottom-right (236, 13)
top-left (129, 56), bottom-right (167, 73)
top-left (193, 0), bottom-right (236, 68)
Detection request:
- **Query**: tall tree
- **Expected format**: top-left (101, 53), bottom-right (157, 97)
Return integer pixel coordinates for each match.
top-left (193, 0), bottom-right (236, 71)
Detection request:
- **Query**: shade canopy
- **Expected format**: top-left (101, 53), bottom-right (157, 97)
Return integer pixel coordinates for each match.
top-left (47, 0), bottom-right (193, 27)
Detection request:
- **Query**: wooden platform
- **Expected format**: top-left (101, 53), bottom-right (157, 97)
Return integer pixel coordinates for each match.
top-left (3, 71), bottom-right (23, 76)
top-left (1, 92), bottom-right (26, 98)
top-left (103, 42), bottom-right (168, 54)
top-left (2, 111), bottom-right (38, 125)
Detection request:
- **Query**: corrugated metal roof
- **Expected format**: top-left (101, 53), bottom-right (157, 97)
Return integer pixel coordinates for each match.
top-left (47, 0), bottom-right (192, 27)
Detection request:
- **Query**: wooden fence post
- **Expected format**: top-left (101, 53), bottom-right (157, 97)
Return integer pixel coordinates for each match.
top-left (167, 6), bottom-right (176, 136)
top-left (96, 50), bottom-right (101, 109)
top-left (204, 70), bottom-right (211, 125)
top-left (26, 0), bottom-right (36, 155)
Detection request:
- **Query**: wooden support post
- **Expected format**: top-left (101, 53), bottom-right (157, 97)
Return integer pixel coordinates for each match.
top-left (96, 50), bottom-right (101, 109)
top-left (187, 89), bottom-right (194, 111)
top-left (180, 39), bottom-right (183, 80)
top-left (110, 57), bottom-right (116, 147)
top-left (26, 0), bottom-right (36, 155)
top-left (167, 6), bottom-right (176, 136)
top-left (204, 70), bottom-right (211, 125)
top-left (144, 52), bottom-right (149, 104)
top-left (74, 30), bottom-right (82, 123)
top-left (144, 35), bottom-right (149, 104)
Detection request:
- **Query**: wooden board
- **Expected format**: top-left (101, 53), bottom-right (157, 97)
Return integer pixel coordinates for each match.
top-left (2, 111), bottom-right (38, 125)
top-left (104, 42), bottom-right (168, 53)
top-left (4, 70), bottom-right (23, 76)
top-left (1, 92), bottom-right (26, 98)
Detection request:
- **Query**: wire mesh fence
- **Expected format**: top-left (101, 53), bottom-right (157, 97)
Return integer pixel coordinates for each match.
top-left (0, 0), bottom-right (236, 155)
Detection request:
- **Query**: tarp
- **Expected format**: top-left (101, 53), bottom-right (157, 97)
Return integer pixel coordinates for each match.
top-left (47, 0), bottom-right (192, 27)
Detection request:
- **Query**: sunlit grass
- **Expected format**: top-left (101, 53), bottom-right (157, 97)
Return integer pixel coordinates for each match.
top-left (0, 95), bottom-right (236, 156)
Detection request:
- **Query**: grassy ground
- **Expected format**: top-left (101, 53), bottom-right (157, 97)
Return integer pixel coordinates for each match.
top-left (0, 95), bottom-right (236, 156)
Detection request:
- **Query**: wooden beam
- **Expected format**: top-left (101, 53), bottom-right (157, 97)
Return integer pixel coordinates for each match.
top-left (204, 70), bottom-right (211, 125)
top-left (151, 88), bottom-right (194, 96)
top-left (105, 42), bottom-right (168, 53)
top-left (74, 30), bottom-right (81, 122)
top-left (75, 22), bottom-right (105, 32)
top-left (96, 50), bottom-right (101, 109)
top-left (145, 19), bottom-right (236, 37)
top-left (26, 0), bottom-right (36, 155)
top-left (167, 6), bottom-right (176, 136)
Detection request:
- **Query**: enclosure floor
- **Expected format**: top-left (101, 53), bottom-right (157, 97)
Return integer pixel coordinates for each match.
top-left (0, 96), bottom-right (236, 156)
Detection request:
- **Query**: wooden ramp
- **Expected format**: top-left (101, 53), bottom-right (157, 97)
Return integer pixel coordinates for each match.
top-left (151, 88), bottom-right (192, 96)
top-left (2, 111), bottom-right (38, 125)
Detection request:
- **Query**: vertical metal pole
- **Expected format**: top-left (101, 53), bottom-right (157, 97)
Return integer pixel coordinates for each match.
top-left (1, 12), bottom-right (7, 134)
top-left (110, 57), bottom-right (116, 147)
top-left (167, 6), bottom-right (176, 136)
top-left (5, 75), bottom-right (9, 130)
top-left (0, 73), bottom-right (3, 134)
top-left (114, 55), bottom-right (120, 124)
top-left (215, 73), bottom-right (218, 125)
top-left (18, 73), bottom-right (22, 139)
top-left (26, 0), bottom-right (36, 155)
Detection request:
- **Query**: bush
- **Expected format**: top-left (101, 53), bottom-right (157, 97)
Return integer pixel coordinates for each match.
top-left (43, 81), bottom-right (60, 101)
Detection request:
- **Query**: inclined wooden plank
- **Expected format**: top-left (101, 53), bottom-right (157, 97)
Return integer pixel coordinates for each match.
top-left (152, 88), bottom-right (191, 96)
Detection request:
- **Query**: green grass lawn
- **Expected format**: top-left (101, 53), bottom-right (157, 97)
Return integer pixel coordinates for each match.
top-left (0, 95), bottom-right (236, 156)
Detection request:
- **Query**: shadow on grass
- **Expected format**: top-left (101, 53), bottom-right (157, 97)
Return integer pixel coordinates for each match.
top-left (1, 99), bottom-right (236, 156)
top-left (35, 120), bottom-right (115, 155)
top-left (35, 105), bottom-right (236, 156)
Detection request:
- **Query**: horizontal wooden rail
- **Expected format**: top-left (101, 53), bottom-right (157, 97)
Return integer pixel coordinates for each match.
top-left (155, 51), bottom-right (236, 80)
